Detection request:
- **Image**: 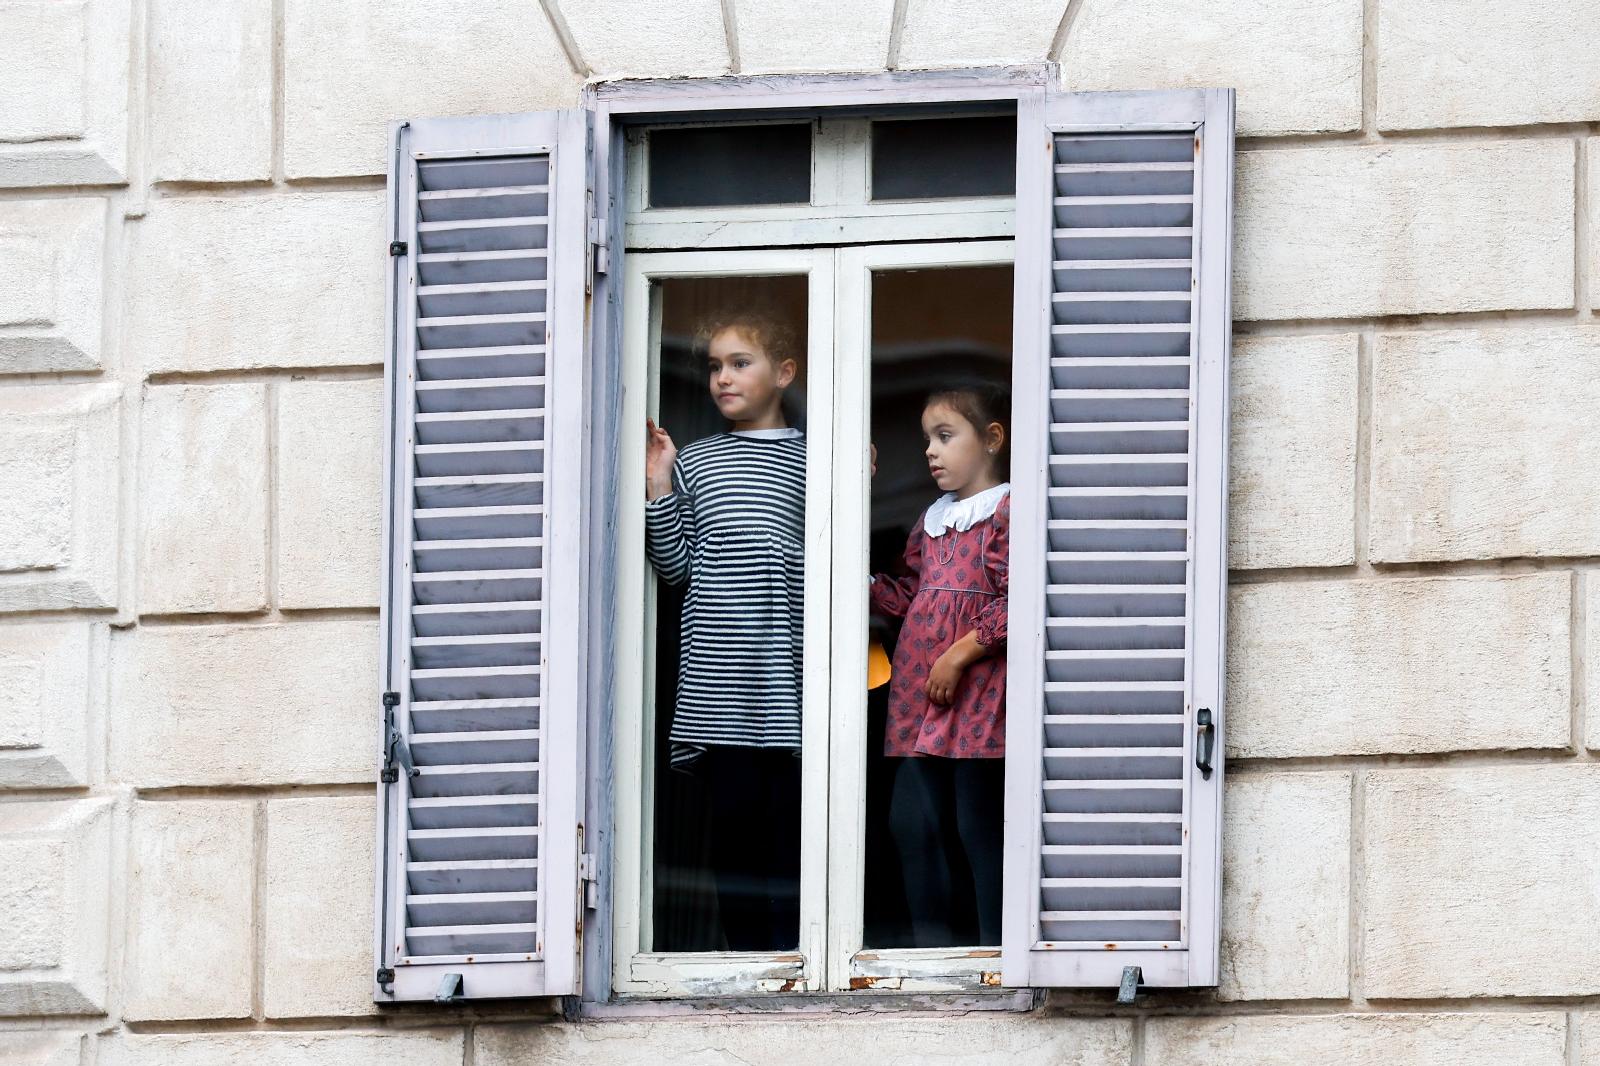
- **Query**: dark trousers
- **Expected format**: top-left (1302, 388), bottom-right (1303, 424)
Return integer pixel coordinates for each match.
top-left (702, 746), bottom-right (802, 951)
top-left (889, 755), bottom-right (1005, 947)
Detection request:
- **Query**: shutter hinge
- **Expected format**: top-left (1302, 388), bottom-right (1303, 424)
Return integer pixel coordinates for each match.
top-left (375, 967), bottom-right (395, 993)
top-left (579, 852), bottom-right (598, 910)
top-left (379, 691), bottom-right (416, 784)
top-left (389, 240), bottom-right (408, 257)
top-left (587, 218), bottom-right (608, 276)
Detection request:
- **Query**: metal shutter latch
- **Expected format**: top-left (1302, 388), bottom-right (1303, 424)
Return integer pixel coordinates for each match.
top-left (1195, 708), bottom-right (1215, 781)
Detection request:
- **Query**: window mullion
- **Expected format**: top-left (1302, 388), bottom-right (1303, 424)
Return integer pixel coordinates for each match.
top-left (813, 118), bottom-right (872, 208)
top-left (796, 246), bottom-right (841, 991)
top-left (823, 245), bottom-right (874, 990)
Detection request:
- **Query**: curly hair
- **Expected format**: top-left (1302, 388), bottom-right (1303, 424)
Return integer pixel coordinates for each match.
top-left (693, 308), bottom-right (800, 369)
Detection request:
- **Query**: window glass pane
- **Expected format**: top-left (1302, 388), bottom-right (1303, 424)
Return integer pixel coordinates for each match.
top-left (863, 264), bottom-right (1014, 949)
top-left (870, 116), bottom-right (1016, 201)
top-left (645, 274), bottom-right (810, 952)
top-left (648, 124), bottom-right (813, 208)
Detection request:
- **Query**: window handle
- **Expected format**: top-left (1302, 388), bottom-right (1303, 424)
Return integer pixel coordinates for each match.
top-left (1195, 708), bottom-right (1215, 780)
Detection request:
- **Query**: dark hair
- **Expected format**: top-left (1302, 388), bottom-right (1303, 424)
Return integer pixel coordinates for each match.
top-left (925, 381), bottom-right (1011, 468)
top-left (693, 308), bottom-right (800, 370)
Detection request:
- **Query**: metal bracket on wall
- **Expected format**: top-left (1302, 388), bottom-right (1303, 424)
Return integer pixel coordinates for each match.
top-left (436, 972), bottom-right (464, 1003)
top-left (1117, 965), bottom-right (1143, 1005)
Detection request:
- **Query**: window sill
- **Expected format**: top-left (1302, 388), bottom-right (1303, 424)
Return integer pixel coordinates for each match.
top-left (573, 988), bottom-right (1040, 1020)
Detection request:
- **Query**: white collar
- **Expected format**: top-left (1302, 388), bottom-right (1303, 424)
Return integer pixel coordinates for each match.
top-left (924, 483), bottom-right (1010, 537)
top-left (729, 427), bottom-right (802, 440)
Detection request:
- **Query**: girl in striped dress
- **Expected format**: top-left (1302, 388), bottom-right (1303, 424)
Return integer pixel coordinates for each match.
top-left (644, 309), bottom-right (806, 951)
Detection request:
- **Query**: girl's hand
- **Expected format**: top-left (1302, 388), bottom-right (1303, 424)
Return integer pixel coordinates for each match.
top-left (925, 632), bottom-right (985, 705)
top-left (646, 419), bottom-right (677, 500)
top-left (925, 649), bottom-right (965, 705)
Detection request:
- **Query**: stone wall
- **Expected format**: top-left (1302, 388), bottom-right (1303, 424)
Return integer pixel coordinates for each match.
top-left (0, 1), bottom-right (1596, 1063)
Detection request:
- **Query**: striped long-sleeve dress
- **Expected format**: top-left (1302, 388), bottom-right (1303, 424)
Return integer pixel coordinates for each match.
top-left (644, 429), bottom-right (806, 769)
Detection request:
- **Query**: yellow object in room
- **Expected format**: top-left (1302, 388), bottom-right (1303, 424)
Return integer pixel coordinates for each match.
top-left (867, 640), bottom-right (892, 690)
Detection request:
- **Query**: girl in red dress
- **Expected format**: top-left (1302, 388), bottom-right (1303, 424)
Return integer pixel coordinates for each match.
top-left (869, 383), bottom-right (1009, 947)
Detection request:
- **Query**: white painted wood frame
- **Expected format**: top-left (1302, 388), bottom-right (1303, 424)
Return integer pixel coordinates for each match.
top-left (583, 65), bottom-right (1056, 1006)
top-left (623, 116), bottom-right (1016, 251)
top-left (827, 239), bottom-right (1016, 992)
top-left (612, 247), bottom-right (837, 996)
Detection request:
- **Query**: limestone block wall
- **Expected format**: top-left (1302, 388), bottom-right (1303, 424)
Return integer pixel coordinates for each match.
top-left (0, 1), bottom-right (1596, 1063)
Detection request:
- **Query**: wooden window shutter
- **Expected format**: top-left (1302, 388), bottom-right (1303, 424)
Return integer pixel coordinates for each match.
top-left (1001, 89), bottom-right (1234, 989)
top-left (376, 110), bottom-right (590, 1002)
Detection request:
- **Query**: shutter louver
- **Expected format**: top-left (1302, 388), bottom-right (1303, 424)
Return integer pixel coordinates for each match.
top-left (378, 112), bottom-right (588, 1001)
top-left (1004, 89), bottom-right (1233, 989)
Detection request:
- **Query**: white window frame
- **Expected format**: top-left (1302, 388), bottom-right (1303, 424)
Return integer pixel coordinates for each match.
top-left (612, 246), bottom-right (838, 996)
top-left (827, 239), bottom-right (1017, 992)
top-left (588, 69), bottom-right (1055, 1006)
top-left (623, 114), bottom-right (1017, 250)
top-left (611, 239), bottom-right (1019, 999)
top-left (573, 68), bottom-right (1231, 1007)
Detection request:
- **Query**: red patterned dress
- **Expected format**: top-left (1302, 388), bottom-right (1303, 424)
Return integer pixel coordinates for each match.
top-left (870, 488), bottom-right (1009, 758)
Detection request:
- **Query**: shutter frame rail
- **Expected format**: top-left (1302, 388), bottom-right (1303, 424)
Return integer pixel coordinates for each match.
top-left (1001, 87), bottom-right (1233, 990)
top-left (376, 109), bottom-right (590, 1003)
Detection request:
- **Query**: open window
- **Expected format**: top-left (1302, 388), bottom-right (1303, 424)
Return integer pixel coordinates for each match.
top-left (376, 72), bottom-right (1234, 1003)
